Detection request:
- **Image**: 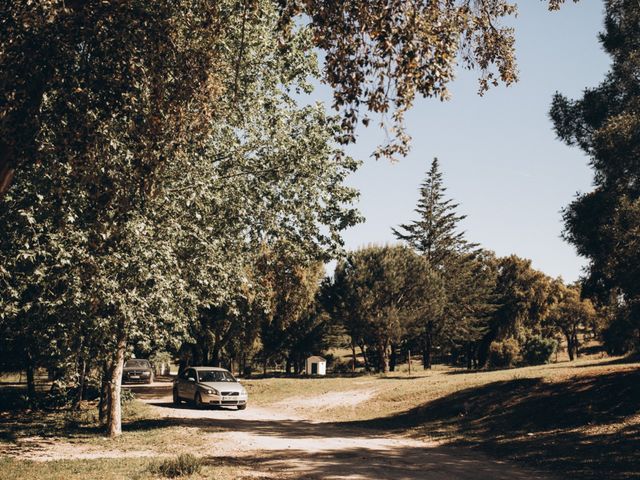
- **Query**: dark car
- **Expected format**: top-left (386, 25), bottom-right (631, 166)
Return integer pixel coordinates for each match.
top-left (122, 359), bottom-right (154, 384)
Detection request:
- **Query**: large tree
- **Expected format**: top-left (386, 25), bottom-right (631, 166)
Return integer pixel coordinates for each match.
top-left (550, 0), bottom-right (640, 352)
top-left (328, 245), bottom-right (444, 373)
top-left (1, 0), bottom-right (573, 195)
top-left (393, 158), bottom-right (495, 368)
top-left (0, 1), bottom-right (359, 436)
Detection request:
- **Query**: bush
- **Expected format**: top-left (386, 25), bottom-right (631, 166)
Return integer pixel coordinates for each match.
top-left (522, 336), bottom-right (558, 365)
top-left (489, 338), bottom-right (521, 368)
top-left (151, 454), bottom-right (202, 478)
top-left (120, 388), bottom-right (136, 405)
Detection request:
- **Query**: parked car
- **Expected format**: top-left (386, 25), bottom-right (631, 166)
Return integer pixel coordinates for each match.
top-left (173, 366), bottom-right (247, 410)
top-left (122, 359), bottom-right (154, 384)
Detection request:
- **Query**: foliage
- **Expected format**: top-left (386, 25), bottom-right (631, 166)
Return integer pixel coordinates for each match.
top-left (0, 0), bottom-right (360, 436)
top-left (477, 255), bottom-right (555, 367)
top-left (522, 336), bottom-right (558, 366)
top-left (0, 0), bottom-right (554, 197)
top-left (547, 284), bottom-right (597, 361)
top-left (393, 158), bottom-right (496, 368)
top-left (488, 338), bottom-right (520, 368)
top-left (327, 245), bottom-right (444, 373)
top-left (550, 0), bottom-right (640, 354)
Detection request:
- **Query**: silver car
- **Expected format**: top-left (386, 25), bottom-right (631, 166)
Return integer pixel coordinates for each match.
top-left (173, 366), bottom-right (248, 410)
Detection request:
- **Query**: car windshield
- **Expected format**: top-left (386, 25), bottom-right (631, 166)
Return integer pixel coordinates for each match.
top-left (198, 370), bottom-right (236, 383)
top-left (125, 359), bottom-right (150, 368)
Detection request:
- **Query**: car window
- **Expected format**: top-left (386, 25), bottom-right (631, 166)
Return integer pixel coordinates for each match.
top-left (187, 368), bottom-right (196, 381)
top-left (125, 359), bottom-right (150, 368)
top-left (197, 370), bottom-right (236, 383)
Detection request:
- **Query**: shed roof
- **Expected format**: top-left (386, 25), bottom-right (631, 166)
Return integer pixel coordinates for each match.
top-left (307, 356), bottom-right (326, 362)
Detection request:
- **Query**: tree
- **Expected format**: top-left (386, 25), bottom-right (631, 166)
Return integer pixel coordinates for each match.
top-left (1, 1), bottom-right (576, 196)
top-left (550, 0), bottom-right (640, 353)
top-left (477, 255), bottom-right (554, 367)
top-left (328, 245), bottom-right (444, 373)
top-left (393, 158), bottom-right (495, 368)
top-left (0, 0), bottom-right (360, 436)
top-left (255, 246), bottom-right (325, 374)
top-left (547, 284), bottom-right (596, 361)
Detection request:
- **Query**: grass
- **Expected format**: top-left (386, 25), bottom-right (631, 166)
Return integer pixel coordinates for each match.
top-left (0, 456), bottom-right (249, 480)
top-left (1, 354), bottom-right (638, 479)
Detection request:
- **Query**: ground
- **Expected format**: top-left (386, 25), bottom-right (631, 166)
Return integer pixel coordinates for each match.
top-left (0, 355), bottom-right (638, 479)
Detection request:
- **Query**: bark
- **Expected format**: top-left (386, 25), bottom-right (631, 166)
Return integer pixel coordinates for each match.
top-left (350, 343), bottom-right (357, 372)
top-left (98, 363), bottom-right (109, 425)
top-left (25, 355), bottom-right (36, 402)
top-left (285, 357), bottom-right (292, 374)
top-left (378, 344), bottom-right (389, 373)
top-left (358, 344), bottom-right (370, 372)
top-left (422, 331), bottom-right (432, 370)
top-left (389, 344), bottom-right (397, 372)
top-left (106, 333), bottom-right (127, 438)
top-left (74, 356), bottom-right (87, 409)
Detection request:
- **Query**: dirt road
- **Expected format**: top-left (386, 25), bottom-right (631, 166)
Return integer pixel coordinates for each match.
top-left (141, 386), bottom-right (551, 480)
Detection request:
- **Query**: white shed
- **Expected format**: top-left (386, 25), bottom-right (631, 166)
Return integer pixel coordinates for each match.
top-left (305, 356), bottom-right (327, 376)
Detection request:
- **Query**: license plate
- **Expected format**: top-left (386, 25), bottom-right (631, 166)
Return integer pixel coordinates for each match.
top-left (130, 375), bottom-right (140, 379)
top-left (223, 396), bottom-right (235, 401)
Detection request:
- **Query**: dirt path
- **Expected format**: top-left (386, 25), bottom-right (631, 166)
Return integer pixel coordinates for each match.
top-left (0, 382), bottom-right (553, 479)
top-left (142, 389), bottom-right (552, 480)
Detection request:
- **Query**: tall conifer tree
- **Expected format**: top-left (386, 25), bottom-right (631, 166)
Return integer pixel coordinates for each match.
top-left (394, 158), bottom-right (495, 368)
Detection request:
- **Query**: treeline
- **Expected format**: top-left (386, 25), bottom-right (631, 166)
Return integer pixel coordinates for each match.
top-left (171, 159), bottom-right (606, 376)
top-left (322, 160), bottom-right (601, 373)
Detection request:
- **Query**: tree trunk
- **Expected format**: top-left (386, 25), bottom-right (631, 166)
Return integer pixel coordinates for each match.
top-left (389, 344), bottom-right (397, 372)
top-left (285, 357), bottom-right (292, 374)
top-left (378, 344), bottom-right (389, 373)
top-left (25, 354), bottom-right (36, 402)
top-left (422, 331), bottom-right (432, 370)
top-left (350, 343), bottom-right (357, 372)
top-left (107, 333), bottom-right (127, 438)
top-left (98, 364), bottom-right (109, 426)
top-left (74, 356), bottom-right (87, 409)
top-left (359, 344), bottom-right (370, 372)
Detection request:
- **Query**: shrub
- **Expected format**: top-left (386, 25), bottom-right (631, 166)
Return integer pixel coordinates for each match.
top-left (489, 338), bottom-right (521, 368)
top-left (152, 454), bottom-right (203, 478)
top-left (120, 388), bottom-right (136, 405)
top-left (522, 336), bottom-right (558, 365)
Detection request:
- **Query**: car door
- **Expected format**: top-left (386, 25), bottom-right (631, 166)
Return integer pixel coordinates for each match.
top-left (177, 368), bottom-right (194, 398)
top-left (183, 368), bottom-right (197, 400)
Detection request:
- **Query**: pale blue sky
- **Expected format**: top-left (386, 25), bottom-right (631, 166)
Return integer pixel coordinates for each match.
top-left (317, 1), bottom-right (609, 282)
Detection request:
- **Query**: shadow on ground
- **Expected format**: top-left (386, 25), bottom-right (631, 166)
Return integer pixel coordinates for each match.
top-left (1, 368), bottom-right (638, 480)
top-left (346, 370), bottom-right (640, 480)
top-left (204, 446), bottom-right (548, 480)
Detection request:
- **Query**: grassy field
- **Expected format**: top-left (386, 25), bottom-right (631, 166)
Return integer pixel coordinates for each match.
top-left (1, 355), bottom-right (638, 479)
top-left (243, 355), bottom-right (640, 479)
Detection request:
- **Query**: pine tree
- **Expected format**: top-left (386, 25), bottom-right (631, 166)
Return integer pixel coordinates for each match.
top-left (394, 158), bottom-right (495, 368)
top-left (393, 158), bottom-right (470, 267)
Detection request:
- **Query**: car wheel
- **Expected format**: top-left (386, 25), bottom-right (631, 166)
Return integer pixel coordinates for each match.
top-left (173, 388), bottom-right (181, 405)
top-left (237, 404), bottom-right (246, 410)
top-left (194, 392), bottom-right (204, 409)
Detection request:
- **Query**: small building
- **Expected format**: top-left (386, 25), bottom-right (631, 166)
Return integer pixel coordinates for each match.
top-left (305, 356), bottom-right (326, 376)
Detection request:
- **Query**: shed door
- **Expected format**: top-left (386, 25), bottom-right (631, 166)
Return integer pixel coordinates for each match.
top-left (311, 363), bottom-right (318, 375)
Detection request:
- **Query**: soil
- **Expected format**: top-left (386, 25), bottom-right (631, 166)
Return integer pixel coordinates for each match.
top-left (1, 383), bottom-right (554, 479)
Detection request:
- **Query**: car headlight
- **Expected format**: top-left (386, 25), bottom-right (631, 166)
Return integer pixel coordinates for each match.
top-left (203, 388), bottom-right (219, 395)
top-left (142, 371), bottom-right (151, 376)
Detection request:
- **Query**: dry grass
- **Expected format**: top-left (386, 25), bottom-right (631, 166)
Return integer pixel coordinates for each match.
top-left (1, 354), bottom-right (638, 479)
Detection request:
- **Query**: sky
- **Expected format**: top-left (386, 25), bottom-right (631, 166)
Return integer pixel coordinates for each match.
top-left (316, 1), bottom-right (611, 282)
